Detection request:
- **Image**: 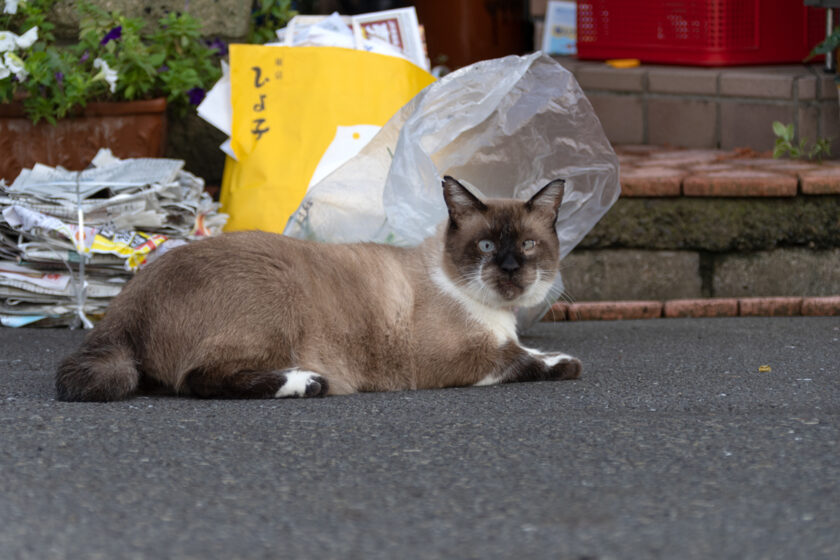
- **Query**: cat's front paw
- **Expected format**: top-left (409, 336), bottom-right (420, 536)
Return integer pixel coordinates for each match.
top-left (543, 354), bottom-right (582, 380)
top-left (275, 369), bottom-right (330, 398)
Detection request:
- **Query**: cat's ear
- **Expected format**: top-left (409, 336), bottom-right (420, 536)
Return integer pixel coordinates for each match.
top-left (525, 179), bottom-right (566, 218)
top-left (442, 176), bottom-right (487, 225)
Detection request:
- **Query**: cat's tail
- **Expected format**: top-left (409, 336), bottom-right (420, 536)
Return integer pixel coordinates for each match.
top-left (55, 336), bottom-right (139, 402)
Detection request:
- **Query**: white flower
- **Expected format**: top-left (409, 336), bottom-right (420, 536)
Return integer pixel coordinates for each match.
top-left (0, 30), bottom-right (16, 52)
top-left (0, 27), bottom-right (36, 52)
top-left (4, 0), bottom-right (21, 15)
top-left (93, 57), bottom-right (118, 93)
top-left (15, 26), bottom-right (37, 49)
top-left (0, 57), bottom-right (10, 80)
top-left (3, 51), bottom-right (27, 80)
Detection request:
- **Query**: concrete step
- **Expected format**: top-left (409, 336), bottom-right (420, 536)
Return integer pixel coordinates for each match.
top-left (555, 58), bottom-right (840, 157)
top-left (563, 145), bottom-right (840, 306)
top-left (562, 248), bottom-right (840, 301)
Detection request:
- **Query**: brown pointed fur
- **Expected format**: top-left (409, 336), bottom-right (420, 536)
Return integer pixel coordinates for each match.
top-left (55, 177), bottom-right (581, 401)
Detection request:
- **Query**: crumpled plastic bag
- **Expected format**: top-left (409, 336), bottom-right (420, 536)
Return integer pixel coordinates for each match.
top-left (285, 51), bottom-right (620, 326)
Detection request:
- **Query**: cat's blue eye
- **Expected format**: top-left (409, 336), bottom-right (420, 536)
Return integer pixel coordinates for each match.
top-left (522, 239), bottom-right (536, 251)
top-left (478, 240), bottom-right (495, 253)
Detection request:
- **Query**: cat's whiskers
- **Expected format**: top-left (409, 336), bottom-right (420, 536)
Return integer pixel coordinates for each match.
top-left (542, 282), bottom-right (579, 321)
top-left (550, 259), bottom-right (580, 320)
top-left (430, 265), bottom-right (518, 345)
top-left (557, 290), bottom-right (577, 306)
top-left (543, 303), bottom-right (563, 322)
top-left (473, 263), bottom-right (496, 307)
top-left (556, 259), bottom-right (574, 272)
top-left (455, 261), bottom-right (498, 309)
top-left (544, 279), bottom-right (567, 301)
top-left (514, 268), bottom-right (560, 309)
top-left (449, 268), bottom-right (483, 294)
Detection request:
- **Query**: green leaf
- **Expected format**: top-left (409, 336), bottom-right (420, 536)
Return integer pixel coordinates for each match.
top-left (772, 121), bottom-right (787, 137)
top-left (785, 124), bottom-right (795, 141)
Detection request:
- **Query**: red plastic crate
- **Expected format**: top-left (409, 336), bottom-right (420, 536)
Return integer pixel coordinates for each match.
top-left (576, 0), bottom-right (828, 66)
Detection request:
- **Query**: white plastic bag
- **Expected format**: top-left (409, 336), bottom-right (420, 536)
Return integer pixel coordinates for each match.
top-left (284, 51), bottom-right (620, 326)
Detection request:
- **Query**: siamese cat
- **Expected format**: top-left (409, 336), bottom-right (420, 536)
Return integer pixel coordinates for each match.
top-left (55, 176), bottom-right (581, 401)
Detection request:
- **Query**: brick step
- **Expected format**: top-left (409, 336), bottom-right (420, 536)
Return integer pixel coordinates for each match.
top-left (616, 145), bottom-right (840, 197)
top-left (541, 297), bottom-right (840, 321)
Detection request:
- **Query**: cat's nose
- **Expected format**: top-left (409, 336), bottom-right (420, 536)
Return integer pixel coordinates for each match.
top-left (499, 252), bottom-right (520, 273)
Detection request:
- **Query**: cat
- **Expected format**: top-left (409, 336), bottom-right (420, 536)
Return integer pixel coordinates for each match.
top-left (55, 176), bottom-right (581, 401)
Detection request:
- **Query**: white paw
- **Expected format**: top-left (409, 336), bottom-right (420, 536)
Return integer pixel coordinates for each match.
top-left (275, 369), bottom-right (324, 398)
top-left (524, 346), bottom-right (574, 368)
top-left (474, 373), bottom-right (503, 387)
top-left (541, 353), bottom-right (575, 367)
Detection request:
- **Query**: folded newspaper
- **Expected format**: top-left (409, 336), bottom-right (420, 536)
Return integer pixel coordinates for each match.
top-left (0, 149), bottom-right (227, 328)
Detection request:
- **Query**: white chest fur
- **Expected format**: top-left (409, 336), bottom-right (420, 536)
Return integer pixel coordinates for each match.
top-left (431, 267), bottom-right (518, 345)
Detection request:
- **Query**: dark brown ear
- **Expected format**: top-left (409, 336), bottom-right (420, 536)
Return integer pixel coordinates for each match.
top-left (442, 176), bottom-right (487, 225)
top-left (525, 179), bottom-right (565, 218)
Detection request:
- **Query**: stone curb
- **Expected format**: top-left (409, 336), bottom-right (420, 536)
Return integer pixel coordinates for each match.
top-left (542, 296), bottom-right (840, 321)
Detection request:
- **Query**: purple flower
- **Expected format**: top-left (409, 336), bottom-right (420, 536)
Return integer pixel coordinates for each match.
top-left (157, 64), bottom-right (169, 73)
top-left (80, 50), bottom-right (90, 63)
top-left (55, 71), bottom-right (64, 84)
top-left (205, 38), bottom-right (228, 57)
top-left (187, 87), bottom-right (205, 105)
top-left (100, 26), bottom-right (122, 45)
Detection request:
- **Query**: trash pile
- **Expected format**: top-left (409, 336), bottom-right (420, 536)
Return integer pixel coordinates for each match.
top-left (0, 149), bottom-right (227, 327)
top-left (197, 7), bottom-right (428, 162)
top-left (279, 10), bottom-right (427, 67)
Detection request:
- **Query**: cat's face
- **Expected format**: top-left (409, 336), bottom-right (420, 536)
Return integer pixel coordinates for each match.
top-left (441, 176), bottom-right (565, 308)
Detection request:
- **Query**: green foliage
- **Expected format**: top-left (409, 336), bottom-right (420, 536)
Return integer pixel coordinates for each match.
top-left (1, 0), bottom-right (223, 124)
top-left (249, 0), bottom-right (297, 44)
top-left (807, 25), bottom-right (840, 85)
top-left (808, 25), bottom-right (840, 62)
top-left (772, 121), bottom-right (832, 162)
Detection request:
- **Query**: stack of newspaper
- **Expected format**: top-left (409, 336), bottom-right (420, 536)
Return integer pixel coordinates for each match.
top-left (0, 149), bottom-right (227, 327)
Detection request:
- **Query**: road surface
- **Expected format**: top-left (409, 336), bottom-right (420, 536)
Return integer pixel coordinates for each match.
top-left (1, 317), bottom-right (838, 559)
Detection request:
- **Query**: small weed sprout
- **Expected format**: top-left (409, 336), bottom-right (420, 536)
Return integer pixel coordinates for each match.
top-left (772, 121), bottom-right (832, 161)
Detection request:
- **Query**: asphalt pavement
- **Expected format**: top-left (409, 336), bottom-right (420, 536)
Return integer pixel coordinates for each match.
top-left (1, 317), bottom-right (838, 559)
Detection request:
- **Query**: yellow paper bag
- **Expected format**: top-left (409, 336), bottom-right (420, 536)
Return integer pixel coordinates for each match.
top-left (221, 45), bottom-right (435, 233)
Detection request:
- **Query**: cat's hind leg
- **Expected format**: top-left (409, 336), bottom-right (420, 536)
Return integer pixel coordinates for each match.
top-left (184, 367), bottom-right (329, 399)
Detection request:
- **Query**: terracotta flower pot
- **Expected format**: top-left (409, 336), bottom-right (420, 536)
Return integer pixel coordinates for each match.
top-left (0, 98), bottom-right (167, 182)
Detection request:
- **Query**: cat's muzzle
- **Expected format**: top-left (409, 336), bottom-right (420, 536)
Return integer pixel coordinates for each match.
top-left (495, 277), bottom-right (524, 300)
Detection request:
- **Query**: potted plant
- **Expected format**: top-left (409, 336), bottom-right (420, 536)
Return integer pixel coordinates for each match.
top-left (0, 0), bottom-right (223, 180)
